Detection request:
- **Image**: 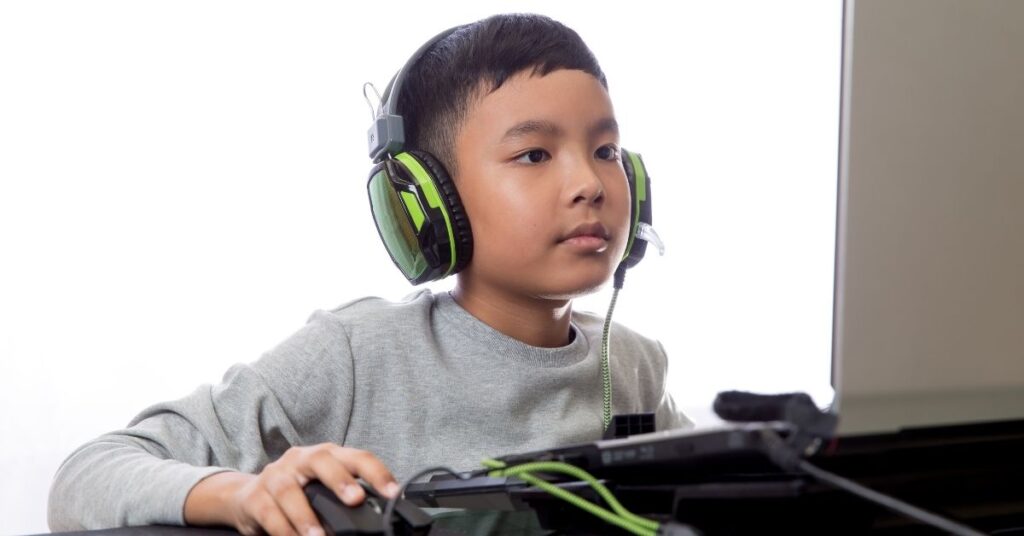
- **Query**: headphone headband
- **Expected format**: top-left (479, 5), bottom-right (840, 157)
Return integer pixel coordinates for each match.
top-left (368, 26), bottom-right (463, 162)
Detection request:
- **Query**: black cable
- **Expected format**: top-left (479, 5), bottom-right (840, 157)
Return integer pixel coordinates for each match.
top-left (796, 460), bottom-right (986, 536)
top-left (381, 465), bottom-right (465, 536)
top-left (760, 429), bottom-right (987, 536)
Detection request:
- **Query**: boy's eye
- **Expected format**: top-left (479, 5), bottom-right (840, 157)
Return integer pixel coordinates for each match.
top-left (596, 145), bottom-right (620, 161)
top-left (515, 149), bottom-right (550, 164)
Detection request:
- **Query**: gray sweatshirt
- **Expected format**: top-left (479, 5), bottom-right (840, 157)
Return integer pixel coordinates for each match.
top-left (48, 289), bottom-right (691, 531)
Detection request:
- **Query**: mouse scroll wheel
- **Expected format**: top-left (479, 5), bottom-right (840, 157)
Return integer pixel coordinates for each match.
top-left (365, 497), bottom-right (383, 514)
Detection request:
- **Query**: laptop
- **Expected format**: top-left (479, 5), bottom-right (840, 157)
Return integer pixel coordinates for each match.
top-left (830, 0), bottom-right (1024, 435)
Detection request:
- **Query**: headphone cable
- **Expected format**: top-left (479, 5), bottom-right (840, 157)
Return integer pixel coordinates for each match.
top-left (601, 264), bottom-right (629, 431)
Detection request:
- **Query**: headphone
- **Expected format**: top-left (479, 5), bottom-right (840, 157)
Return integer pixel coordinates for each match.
top-left (365, 26), bottom-right (654, 285)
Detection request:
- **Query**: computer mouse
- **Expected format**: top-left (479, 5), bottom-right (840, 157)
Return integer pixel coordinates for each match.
top-left (304, 480), bottom-right (432, 536)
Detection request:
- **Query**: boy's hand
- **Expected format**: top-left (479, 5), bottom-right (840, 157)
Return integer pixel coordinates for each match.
top-left (184, 443), bottom-right (400, 536)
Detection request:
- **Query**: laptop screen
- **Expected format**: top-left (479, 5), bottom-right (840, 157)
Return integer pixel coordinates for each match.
top-left (831, 0), bottom-right (1024, 435)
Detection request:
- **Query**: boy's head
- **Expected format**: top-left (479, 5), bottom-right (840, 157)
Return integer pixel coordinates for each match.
top-left (370, 14), bottom-right (646, 301)
top-left (396, 13), bottom-right (608, 177)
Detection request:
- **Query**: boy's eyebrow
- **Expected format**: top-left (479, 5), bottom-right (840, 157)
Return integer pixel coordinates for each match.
top-left (500, 117), bottom-right (620, 142)
top-left (501, 119), bottom-right (562, 142)
top-left (589, 117), bottom-right (619, 138)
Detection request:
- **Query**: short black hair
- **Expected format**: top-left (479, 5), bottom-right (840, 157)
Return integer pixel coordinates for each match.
top-left (396, 13), bottom-right (608, 176)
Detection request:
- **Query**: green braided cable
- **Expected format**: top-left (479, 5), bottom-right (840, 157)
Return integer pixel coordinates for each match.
top-left (601, 287), bottom-right (621, 431)
top-left (505, 471), bottom-right (653, 536)
top-left (487, 460), bottom-right (658, 532)
top-left (482, 459), bottom-right (659, 535)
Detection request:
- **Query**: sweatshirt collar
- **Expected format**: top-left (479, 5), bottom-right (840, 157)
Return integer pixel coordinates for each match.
top-left (431, 290), bottom-right (591, 367)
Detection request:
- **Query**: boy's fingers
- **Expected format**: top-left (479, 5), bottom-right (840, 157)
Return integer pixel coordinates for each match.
top-left (248, 491), bottom-right (300, 536)
top-left (264, 473), bottom-right (326, 536)
top-left (330, 447), bottom-right (400, 499)
top-left (306, 448), bottom-right (363, 505)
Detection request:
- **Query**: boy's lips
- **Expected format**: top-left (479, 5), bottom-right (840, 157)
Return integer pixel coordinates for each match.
top-left (558, 222), bottom-right (611, 252)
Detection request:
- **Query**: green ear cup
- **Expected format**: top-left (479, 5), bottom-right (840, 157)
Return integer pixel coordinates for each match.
top-left (619, 148), bottom-right (653, 270)
top-left (367, 150), bottom-right (473, 284)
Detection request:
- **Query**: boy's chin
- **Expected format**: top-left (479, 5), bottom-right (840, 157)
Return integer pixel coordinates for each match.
top-left (533, 272), bottom-right (613, 301)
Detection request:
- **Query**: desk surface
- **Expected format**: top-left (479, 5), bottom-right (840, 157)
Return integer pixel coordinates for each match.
top-left (30, 528), bottom-right (238, 536)
top-left (30, 511), bottom-right (552, 536)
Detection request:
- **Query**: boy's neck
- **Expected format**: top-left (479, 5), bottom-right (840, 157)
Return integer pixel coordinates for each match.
top-left (450, 281), bottom-right (573, 348)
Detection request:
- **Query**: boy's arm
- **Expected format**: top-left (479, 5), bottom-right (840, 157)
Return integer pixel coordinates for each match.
top-left (47, 311), bottom-right (357, 531)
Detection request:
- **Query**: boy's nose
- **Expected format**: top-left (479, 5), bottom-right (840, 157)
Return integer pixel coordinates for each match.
top-left (568, 161), bottom-right (605, 207)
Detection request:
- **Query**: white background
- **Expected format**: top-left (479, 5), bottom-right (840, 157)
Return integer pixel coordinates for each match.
top-left (0, 1), bottom-right (840, 533)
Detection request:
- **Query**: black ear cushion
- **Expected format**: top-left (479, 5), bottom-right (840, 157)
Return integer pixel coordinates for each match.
top-left (621, 148), bottom-right (639, 238)
top-left (407, 150), bottom-right (474, 274)
top-left (621, 148), bottom-right (638, 185)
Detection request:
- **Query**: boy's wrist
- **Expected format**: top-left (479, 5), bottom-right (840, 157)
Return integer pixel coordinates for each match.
top-left (184, 470), bottom-right (252, 528)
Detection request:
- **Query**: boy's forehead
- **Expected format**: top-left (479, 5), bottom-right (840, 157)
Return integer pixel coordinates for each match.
top-left (499, 117), bottom-right (620, 144)
top-left (461, 69), bottom-right (616, 139)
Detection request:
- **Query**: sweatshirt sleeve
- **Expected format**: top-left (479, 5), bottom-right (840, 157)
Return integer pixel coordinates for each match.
top-left (47, 310), bottom-right (355, 531)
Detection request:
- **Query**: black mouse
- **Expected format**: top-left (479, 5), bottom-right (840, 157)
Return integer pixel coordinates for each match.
top-left (304, 480), bottom-right (432, 536)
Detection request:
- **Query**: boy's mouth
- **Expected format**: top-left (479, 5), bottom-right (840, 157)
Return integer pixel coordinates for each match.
top-left (560, 222), bottom-right (611, 241)
top-left (558, 222), bottom-right (611, 252)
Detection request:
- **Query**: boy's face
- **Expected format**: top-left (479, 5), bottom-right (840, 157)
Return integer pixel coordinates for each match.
top-left (453, 68), bottom-right (631, 300)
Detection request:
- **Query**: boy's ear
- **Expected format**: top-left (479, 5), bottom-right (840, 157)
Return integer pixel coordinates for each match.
top-left (366, 150), bottom-right (474, 285)
top-left (618, 149), bottom-right (654, 271)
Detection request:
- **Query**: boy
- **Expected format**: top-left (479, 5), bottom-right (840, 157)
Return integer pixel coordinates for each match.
top-left (48, 13), bottom-right (691, 536)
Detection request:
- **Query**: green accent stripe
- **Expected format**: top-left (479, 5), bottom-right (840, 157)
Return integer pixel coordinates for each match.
top-left (633, 152), bottom-right (647, 203)
top-left (400, 191), bottom-right (425, 231)
top-left (394, 152), bottom-right (456, 275)
top-left (622, 151), bottom-right (647, 262)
